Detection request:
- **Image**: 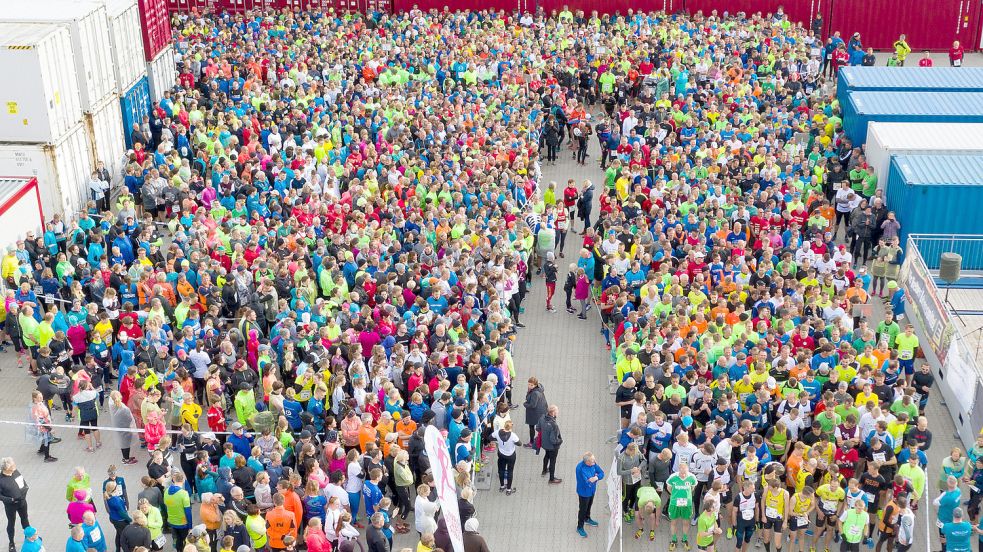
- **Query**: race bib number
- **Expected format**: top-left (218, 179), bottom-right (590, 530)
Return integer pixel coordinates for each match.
top-left (676, 498), bottom-right (689, 508)
top-left (899, 350), bottom-right (913, 360)
top-left (822, 500), bottom-right (837, 513)
top-left (848, 525), bottom-right (863, 537)
top-left (741, 508), bottom-right (754, 520)
top-left (14, 476), bottom-right (25, 489)
top-left (154, 535), bottom-right (166, 548)
top-left (864, 492), bottom-right (876, 504)
top-left (185, 453), bottom-right (196, 461)
top-left (955, 59), bottom-right (963, 67)
top-left (656, 482), bottom-right (665, 492)
top-left (936, 520), bottom-right (944, 529)
top-left (873, 453), bottom-right (886, 463)
top-left (89, 528), bottom-right (102, 542)
top-left (766, 507), bottom-right (779, 518)
top-left (797, 517), bottom-right (809, 528)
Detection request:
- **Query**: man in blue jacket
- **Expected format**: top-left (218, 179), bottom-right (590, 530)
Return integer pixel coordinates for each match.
top-left (575, 452), bottom-right (605, 538)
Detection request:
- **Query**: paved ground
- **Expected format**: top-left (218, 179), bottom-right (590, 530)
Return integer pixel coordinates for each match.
top-left (0, 117), bottom-right (973, 552)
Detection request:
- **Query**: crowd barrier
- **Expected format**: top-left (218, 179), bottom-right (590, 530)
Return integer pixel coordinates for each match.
top-left (901, 235), bottom-right (983, 449)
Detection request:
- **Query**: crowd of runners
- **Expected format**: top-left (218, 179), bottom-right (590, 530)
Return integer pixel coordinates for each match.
top-left (0, 4), bottom-right (976, 552)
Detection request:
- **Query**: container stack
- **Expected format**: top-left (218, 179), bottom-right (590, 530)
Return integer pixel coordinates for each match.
top-left (0, 23), bottom-right (90, 220)
top-left (0, 0), bottom-right (129, 220)
top-left (834, 67), bottom-right (983, 250)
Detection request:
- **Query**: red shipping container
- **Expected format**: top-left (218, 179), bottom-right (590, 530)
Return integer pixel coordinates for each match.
top-left (139, 0), bottom-right (173, 58)
top-left (539, 0), bottom-right (678, 16)
top-left (683, 0), bottom-right (819, 29)
top-left (826, 0), bottom-right (980, 51)
top-left (393, 0), bottom-right (520, 12)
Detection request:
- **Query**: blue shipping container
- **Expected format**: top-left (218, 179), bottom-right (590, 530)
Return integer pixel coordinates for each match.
top-left (837, 67), bottom-right (983, 93)
top-left (120, 77), bottom-right (151, 150)
top-left (842, 91), bottom-right (983, 145)
top-left (887, 154), bottom-right (983, 269)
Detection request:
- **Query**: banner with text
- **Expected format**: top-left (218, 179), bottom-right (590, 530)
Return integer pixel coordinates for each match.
top-left (902, 249), bottom-right (954, 365)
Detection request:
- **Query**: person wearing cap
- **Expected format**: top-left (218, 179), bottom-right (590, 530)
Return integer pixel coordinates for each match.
top-left (18, 527), bottom-right (40, 552)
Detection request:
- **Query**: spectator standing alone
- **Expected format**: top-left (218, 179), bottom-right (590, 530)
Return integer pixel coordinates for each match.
top-left (0, 458), bottom-right (29, 552)
top-left (523, 378), bottom-right (548, 448)
top-left (538, 405), bottom-right (563, 484)
top-left (575, 452), bottom-right (605, 538)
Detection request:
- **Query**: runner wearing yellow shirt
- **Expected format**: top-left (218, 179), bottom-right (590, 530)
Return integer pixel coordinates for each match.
top-left (814, 480), bottom-right (846, 552)
top-left (894, 325), bottom-right (919, 383)
top-left (788, 486), bottom-right (816, 552)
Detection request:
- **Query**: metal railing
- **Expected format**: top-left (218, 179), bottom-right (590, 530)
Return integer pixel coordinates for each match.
top-left (908, 234), bottom-right (983, 273)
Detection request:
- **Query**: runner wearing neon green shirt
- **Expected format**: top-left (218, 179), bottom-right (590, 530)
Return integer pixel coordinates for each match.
top-left (838, 501), bottom-right (869, 545)
top-left (634, 485), bottom-right (662, 541)
top-left (696, 502), bottom-right (721, 548)
top-left (894, 325), bottom-right (920, 379)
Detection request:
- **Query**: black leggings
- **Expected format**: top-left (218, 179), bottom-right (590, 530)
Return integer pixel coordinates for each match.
top-left (3, 499), bottom-right (29, 542)
top-left (172, 526), bottom-right (189, 550)
top-left (623, 481), bottom-right (640, 512)
top-left (546, 143), bottom-right (558, 162)
top-left (497, 453), bottom-right (517, 489)
top-left (576, 141), bottom-right (588, 164)
top-left (542, 448), bottom-right (558, 479)
top-left (180, 458), bottom-right (197, 494)
top-left (394, 485), bottom-right (411, 519)
top-left (111, 519), bottom-right (128, 552)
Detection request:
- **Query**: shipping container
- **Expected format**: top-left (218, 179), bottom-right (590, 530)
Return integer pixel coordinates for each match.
top-left (825, 0), bottom-right (980, 51)
top-left (85, 94), bottom-right (126, 188)
top-left (147, 46), bottom-right (177, 104)
top-left (138, 0), bottom-right (172, 61)
top-left (120, 77), bottom-right (152, 149)
top-left (1, 1), bottom-right (118, 112)
top-left (106, 0), bottom-right (148, 91)
top-left (0, 178), bottom-right (45, 251)
top-left (842, 91), bottom-right (983, 145)
top-left (0, 123), bottom-right (91, 221)
top-left (683, 0), bottom-right (819, 28)
top-left (0, 24), bottom-right (83, 145)
top-left (887, 155), bottom-right (983, 267)
top-left (864, 122), bottom-right (983, 193)
top-left (837, 67), bottom-right (983, 98)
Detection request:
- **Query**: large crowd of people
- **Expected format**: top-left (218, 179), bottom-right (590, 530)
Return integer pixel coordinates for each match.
top-left (0, 4), bottom-right (976, 552)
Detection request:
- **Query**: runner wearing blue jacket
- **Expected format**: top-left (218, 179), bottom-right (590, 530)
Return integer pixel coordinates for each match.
top-left (575, 452), bottom-right (605, 538)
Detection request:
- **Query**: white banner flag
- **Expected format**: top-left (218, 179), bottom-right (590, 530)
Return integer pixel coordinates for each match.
top-left (424, 425), bottom-right (465, 552)
top-left (607, 456), bottom-right (622, 552)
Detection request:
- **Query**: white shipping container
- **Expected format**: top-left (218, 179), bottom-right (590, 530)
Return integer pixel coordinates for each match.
top-left (1, 1), bottom-right (118, 111)
top-left (148, 45), bottom-right (177, 105)
top-left (85, 94), bottom-right (125, 188)
top-left (865, 122), bottom-right (983, 195)
top-left (105, 0), bottom-right (147, 91)
top-left (0, 23), bottom-right (83, 144)
top-left (0, 123), bottom-right (91, 222)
